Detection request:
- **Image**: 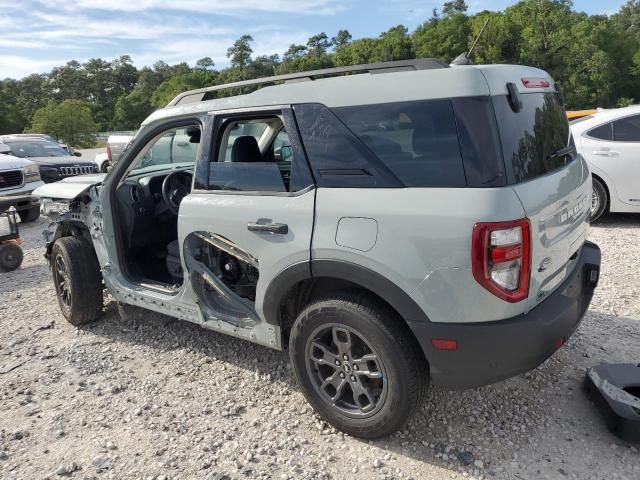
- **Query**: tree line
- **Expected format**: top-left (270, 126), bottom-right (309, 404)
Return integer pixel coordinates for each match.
top-left (2, 0), bottom-right (640, 146)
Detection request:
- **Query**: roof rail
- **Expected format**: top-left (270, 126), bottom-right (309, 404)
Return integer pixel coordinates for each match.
top-left (167, 58), bottom-right (449, 107)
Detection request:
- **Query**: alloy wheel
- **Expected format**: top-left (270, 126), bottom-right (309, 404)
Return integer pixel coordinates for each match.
top-left (305, 323), bottom-right (388, 418)
top-left (591, 189), bottom-right (600, 217)
top-left (54, 254), bottom-right (72, 309)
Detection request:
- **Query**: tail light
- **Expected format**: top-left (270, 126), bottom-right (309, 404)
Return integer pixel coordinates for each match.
top-left (472, 219), bottom-right (531, 303)
top-left (106, 142), bottom-right (112, 163)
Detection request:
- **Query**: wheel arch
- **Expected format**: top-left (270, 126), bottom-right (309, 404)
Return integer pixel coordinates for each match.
top-left (45, 220), bottom-right (93, 260)
top-left (262, 259), bottom-right (432, 344)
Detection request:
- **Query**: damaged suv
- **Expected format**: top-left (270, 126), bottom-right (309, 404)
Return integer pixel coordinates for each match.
top-left (35, 59), bottom-right (601, 438)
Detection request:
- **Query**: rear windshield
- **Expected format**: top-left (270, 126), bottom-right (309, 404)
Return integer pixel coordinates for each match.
top-left (492, 93), bottom-right (571, 183)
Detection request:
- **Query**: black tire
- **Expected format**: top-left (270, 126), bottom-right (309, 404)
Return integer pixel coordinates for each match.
top-left (100, 161), bottom-right (109, 173)
top-left (51, 236), bottom-right (103, 326)
top-left (0, 243), bottom-right (23, 272)
top-left (289, 291), bottom-right (429, 438)
top-left (18, 206), bottom-right (40, 223)
top-left (591, 178), bottom-right (608, 223)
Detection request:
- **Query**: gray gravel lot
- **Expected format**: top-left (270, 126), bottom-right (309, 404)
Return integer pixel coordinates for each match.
top-left (0, 215), bottom-right (639, 480)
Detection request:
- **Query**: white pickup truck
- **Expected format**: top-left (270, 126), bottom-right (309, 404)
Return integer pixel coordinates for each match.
top-left (106, 134), bottom-right (134, 166)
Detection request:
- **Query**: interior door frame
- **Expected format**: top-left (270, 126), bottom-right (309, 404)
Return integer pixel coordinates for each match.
top-left (104, 114), bottom-right (213, 289)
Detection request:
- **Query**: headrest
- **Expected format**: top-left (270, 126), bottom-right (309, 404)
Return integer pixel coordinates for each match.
top-left (231, 136), bottom-right (261, 163)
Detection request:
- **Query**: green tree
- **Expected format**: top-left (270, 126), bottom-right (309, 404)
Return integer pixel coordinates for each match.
top-left (412, 10), bottom-right (471, 61)
top-left (307, 32), bottom-right (331, 56)
top-left (30, 100), bottom-right (97, 147)
top-left (377, 25), bottom-right (414, 61)
top-left (332, 30), bottom-right (352, 48)
top-left (442, 0), bottom-right (468, 16)
top-left (227, 35), bottom-right (254, 70)
top-left (0, 79), bottom-right (27, 134)
top-left (334, 38), bottom-right (381, 66)
top-left (195, 57), bottom-right (216, 71)
top-left (150, 70), bottom-right (217, 108)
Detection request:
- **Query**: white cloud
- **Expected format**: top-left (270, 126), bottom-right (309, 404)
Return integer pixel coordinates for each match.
top-left (0, 38), bottom-right (50, 49)
top-left (44, 0), bottom-right (345, 15)
top-left (0, 0), bottom-right (346, 78)
top-left (0, 55), bottom-right (68, 79)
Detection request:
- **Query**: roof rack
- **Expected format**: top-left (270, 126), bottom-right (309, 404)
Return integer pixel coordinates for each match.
top-left (167, 58), bottom-right (449, 107)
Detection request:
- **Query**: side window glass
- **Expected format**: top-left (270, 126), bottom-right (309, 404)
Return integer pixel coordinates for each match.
top-left (294, 103), bottom-right (402, 188)
top-left (208, 116), bottom-right (307, 193)
top-left (129, 126), bottom-right (200, 176)
top-left (613, 115), bottom-right (640, 142)
top-left (587, 123), bottom-right (613, 141)
top-left (333, 99), bottom-right (466, 187)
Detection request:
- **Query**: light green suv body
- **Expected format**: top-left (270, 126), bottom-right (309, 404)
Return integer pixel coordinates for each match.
top-left (34, 59), bottom-right (601, 438)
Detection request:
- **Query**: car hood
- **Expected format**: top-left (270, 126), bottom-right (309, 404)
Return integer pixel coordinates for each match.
top-left (33, 173), bottom-right (106, 200)
top-left (22, 156), bottom-right (94, 166)
top-left (0, 154), bottom-right (34, 170)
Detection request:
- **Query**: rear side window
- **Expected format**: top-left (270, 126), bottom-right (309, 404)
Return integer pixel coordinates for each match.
top-left (587, 123), bottom-right (613, 141)
top-left (293, 103), bottom-right (402, 188)
top-left (451, 97), bottom-right (506, 187)
top-left (333, 100), bottom-right (467, 187)
top-left (613, 115), bottom-right (640, 141)
top-left (492, 93), bottom-right (571, 183)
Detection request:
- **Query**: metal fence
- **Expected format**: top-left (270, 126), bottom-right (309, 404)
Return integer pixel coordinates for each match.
top-left (95, 131), bottom-right (136, 141)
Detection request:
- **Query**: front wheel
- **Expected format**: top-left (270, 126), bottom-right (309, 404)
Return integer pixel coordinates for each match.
top-left (591, 178), bottom-right (608, 223)
top-left (289, 292), bottom-right (429, 438)
top-left (51, 236), bottom-right (103, 326)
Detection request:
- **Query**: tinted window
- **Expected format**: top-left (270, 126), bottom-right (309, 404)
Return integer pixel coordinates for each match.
top-left (492, 93), bottom-right (571, 183)
top-left (587, 123), bottom-right (613, 141)
top-left (613, 115), bottom-right (640, 141)
top-left (294, 103), bottom-right (402, 188)
top-left (451, 97), bottom-right (506, 187)
top-left (334, 100), bottom-right (467, 187)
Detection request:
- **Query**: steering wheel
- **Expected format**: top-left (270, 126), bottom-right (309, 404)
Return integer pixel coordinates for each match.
top-left (162, 171), bottom-right (193, 215)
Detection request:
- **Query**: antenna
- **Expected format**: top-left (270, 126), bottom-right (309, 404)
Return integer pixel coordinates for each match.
top-left (451, 18), bottom-right (491, 66)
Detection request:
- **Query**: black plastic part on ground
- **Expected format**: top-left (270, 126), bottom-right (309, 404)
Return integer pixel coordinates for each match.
top-left (584, 363), bottom-right (640, 443)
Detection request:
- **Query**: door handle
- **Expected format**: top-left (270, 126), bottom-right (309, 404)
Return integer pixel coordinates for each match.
top-left (592, 149), bottom-right (619, 157)
top-left (247, 222), bottom-right (289, 235)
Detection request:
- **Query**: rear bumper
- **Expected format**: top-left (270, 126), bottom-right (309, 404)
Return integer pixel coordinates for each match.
top-left (410, 241), bottom-right (601, 390)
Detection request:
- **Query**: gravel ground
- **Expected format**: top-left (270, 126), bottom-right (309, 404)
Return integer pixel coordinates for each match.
top-left (0, 215), bottom-right (639, 480)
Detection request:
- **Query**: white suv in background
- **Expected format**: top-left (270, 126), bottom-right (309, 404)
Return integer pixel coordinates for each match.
top-left (0, 144), bottom-right (44, 222)
top-left (570, 106), bottom-right (640, 221)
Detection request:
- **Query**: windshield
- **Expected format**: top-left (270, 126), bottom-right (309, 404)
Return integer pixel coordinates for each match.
top-left (492, 92), bottom-right (571, 183)
top-left (6, 140), bottom-right (71, 158)
top-left (128, 126), bottom-right (199, 176)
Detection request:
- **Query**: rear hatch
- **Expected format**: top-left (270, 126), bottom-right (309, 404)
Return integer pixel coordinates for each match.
top-left (489, 76), bottom-right (591, 311)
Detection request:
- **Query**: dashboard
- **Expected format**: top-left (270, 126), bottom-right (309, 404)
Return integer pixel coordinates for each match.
top-left (115, 168), bottom-right (193, 250)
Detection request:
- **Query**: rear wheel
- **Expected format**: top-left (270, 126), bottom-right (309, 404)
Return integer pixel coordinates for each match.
top-left (51, 236), bottom-right (103, 326)
top-left (289, 291), bottom-right (429, 438)
top-left (0, 243), bottom-right (23, 272)
top-left (591, 178), bottom-right (607, 223)
top-left (18, 206), bottom-right (40, 223)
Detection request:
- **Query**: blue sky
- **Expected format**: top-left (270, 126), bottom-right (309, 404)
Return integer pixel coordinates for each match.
top-left (0, 0), bottom-right (629, 79)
